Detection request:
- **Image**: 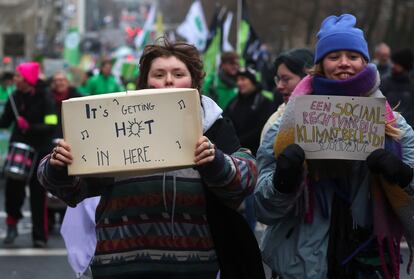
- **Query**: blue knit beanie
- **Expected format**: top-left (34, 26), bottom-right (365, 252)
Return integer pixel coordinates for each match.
top-left (315, 14), bottom-right (370, 63)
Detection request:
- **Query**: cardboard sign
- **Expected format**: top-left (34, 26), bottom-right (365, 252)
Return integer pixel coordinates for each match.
top-left (294, 95), bottom-right (386, 160)
top-left (62, 88), bottom-right (202, 176)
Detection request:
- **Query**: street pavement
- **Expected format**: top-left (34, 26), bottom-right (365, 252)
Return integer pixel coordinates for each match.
top-left (0, 179), bottom-right (412, 279)
top-left (0, 179), bottom-right (74, 279)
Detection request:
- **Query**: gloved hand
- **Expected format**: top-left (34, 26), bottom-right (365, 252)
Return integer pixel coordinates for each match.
top-left (367, 149), bottom-right (413, 188)
top-left (273, 144), bottom-right (305, 193)
top-left (17, 116), bottom-right (29, 132)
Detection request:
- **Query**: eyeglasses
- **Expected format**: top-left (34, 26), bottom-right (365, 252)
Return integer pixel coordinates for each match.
top-left (274, 76), bottom-right (292, 85)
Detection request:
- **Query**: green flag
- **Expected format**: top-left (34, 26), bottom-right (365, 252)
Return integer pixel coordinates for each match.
top-left (121, 62), bottom-right (139, 81)
top-left (237, 0), bottom-right (261, 67)
top-left (202, 7), bottom-right (225, 79)
top-left (135, 4), bottom-right (157, 54)
top-left (64, 27), bottom-right (80, 66)
top-left (177, 1), bottom-right (208, 50)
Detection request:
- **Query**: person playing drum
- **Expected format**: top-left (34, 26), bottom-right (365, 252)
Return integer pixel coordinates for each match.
top-left (0, 62), bottom-right (58, 248)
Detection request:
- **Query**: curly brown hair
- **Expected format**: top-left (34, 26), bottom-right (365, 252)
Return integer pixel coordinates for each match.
top-left (137, 38), bottom-right (205, 92)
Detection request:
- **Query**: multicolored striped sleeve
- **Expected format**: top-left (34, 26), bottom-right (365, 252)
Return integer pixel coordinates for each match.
top-left (199, 148), bottom-right (257, 208)
top-left (37, 154), bottom-right (110, 207)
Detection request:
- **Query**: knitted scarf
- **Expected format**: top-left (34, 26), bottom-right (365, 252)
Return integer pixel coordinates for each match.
top-left (273, 64), bottom-right (414, 278)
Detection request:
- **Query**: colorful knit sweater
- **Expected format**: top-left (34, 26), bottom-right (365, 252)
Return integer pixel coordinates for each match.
top-left (38, 133), bottom-right (256, 278)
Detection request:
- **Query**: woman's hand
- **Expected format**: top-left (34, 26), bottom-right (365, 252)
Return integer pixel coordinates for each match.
top-left (194, 136), bottom-right (215, 166)
top-left (50, 139), bottom-right (73, 168)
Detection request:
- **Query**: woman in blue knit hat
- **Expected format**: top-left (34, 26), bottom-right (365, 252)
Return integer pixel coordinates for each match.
top-left (255, 14), bottom-right (414, 278)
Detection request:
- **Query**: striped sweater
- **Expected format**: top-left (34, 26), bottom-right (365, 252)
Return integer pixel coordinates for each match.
top-left (38, 147), bottom-right (256, 278)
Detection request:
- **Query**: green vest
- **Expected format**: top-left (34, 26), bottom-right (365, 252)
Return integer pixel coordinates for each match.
top-left (202, 73), bottom-right (237, 109)
top-left (85, 74), bottom-right (124, 95)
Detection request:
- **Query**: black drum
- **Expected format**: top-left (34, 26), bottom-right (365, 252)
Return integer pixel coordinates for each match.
top-left (3, 142), bottom-right (37, 181)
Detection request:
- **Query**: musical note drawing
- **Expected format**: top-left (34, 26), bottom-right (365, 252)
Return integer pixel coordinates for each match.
top-left (178, 100), bottom-right (186, 110)
top-left (176, 140), bottom-right (182, 149)
top-left (82, 155), bottom-right (87, 162)
top-left (113, 99), bottom-right (119, 105)
top-left (81, 130), bottom-right (89, 140)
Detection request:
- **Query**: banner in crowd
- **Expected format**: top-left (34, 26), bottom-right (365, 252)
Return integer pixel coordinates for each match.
top-left (64, 27), bottom-right (80, 66)
top-left (294, 95), bottom-right (386, 160)
top-left (43, 58), bottom-right (66, 78)
top-left (237, 0), bottom-right (262, 67)
top-left (222, 11), bottom-right (234, 52)
top-left (62, 88), bottom-right (202, 176)
top-left (156, 12), bottom-right (165, 39)
top-left (202, 6), bottom-right (226, 79)
top-left (177, 0), bottom-right (208, 51)
top-left (134, 4), bottom-right (157, 53)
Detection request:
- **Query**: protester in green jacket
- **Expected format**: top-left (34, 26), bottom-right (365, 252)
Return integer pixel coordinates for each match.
top-left (203, 52), bottom-right (240, 109)
top-left (0, 72), bottom-right (15, 102)
top-left (84, 60), bottom-right (124, 95)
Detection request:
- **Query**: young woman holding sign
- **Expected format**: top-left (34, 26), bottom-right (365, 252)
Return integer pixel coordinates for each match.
top-left (255, 14), bottom-right (414, 278)
top-left (37, 39), bottom-right (264, 279)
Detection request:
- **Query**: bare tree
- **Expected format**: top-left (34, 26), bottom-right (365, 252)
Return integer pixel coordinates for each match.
top-left (363, 0), bottom-right (384, 47)
top-left (305, 0), bottom-right (321, 45)
top-left (158, 0), bottom-right (414, 55)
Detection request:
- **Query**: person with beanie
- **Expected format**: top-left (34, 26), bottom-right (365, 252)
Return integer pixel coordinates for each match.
top-left (0, 62), bottom-right (58, 248)
top-left (260, 48), bottom-right (314, 142)
top-left (223, 67), bottom-right (275, 232)
top-left (255, 14), bottom-right (414, 278)
top-left (224, 67), bottom-right (276, 156)
top-left (381, 48), bottom-right (414, 128)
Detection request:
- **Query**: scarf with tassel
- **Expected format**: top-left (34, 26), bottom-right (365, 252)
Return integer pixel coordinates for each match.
top-left (273, 64), bottom-right (414, 279)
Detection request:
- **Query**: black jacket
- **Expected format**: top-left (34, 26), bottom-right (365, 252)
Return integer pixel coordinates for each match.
top-left (381, 73), bottom-right (414, 128)
top-left (224, 89), bottom-right (276, 155)
top-left (204, 117), bottom-right (266, 279)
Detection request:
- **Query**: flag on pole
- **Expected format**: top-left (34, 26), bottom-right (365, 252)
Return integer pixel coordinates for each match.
top-left (237, 0), bottom-right (262, 67)
top-left (134, 4), bottom-right (157, 53)
top-left (202, 6), bottom-right (226, 79)
top-left (64, 27), bottom-right (80, 66)
top-left (176, 1), bottom-right (208, 50)
top-left (222, 11), bottom-right (234, 52)
top-left (156, 11), bottom-right (165, 39)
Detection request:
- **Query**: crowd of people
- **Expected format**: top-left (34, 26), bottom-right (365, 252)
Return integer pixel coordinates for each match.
top-left (0, 12), bottom-right (414, 279)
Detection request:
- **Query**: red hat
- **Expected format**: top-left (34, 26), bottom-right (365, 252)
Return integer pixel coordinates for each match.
top-left (16, 62), bottom-right (40, 86)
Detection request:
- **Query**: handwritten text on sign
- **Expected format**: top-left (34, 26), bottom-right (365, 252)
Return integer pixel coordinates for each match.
top-left (294, 95), bottom-right (386, 160)
top-left (62, 88), bottom-right (202, 176)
